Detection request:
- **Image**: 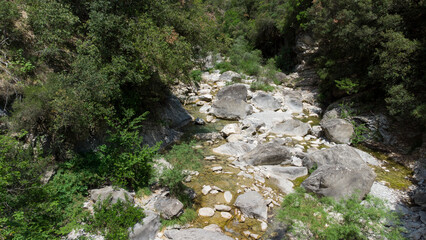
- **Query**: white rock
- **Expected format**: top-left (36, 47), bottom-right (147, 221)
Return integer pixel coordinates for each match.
top-left (221, 212), bottom-right (232, 219)
top-left (212, 166), bottom-right (223, 172)
top-left (206, 115), bottom-right (214, 122)
top-left (224, 191), bottom-right (233, 203)
top-left (199, 207), bottom-right (215, 217)
top-left (221, 123), bottom-right (241, 137)
top-left (215, 205), bottom-right (232, 212)
top-left (203, 224), bottom-right (223, 233)
top-left (202, 185), bottom-right (212, 195)
top-left (261, 222), bottom-right (268, 231)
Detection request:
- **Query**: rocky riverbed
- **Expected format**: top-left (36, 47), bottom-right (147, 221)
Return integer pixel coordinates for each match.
top-left (68, 68), bottom-right (425, 240)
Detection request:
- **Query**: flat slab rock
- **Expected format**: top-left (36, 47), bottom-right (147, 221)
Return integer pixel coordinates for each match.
top-left (260, 166), bottom-right (308, 180)
top-left (90, 186), bottom-right (133, 204)
top-left (213, 142), bottom-right (255, 157)
top-left (216, 84), bottom-right (247, 101)
top-left (154, 196), bottom-right (184, 220)
top-left (243, 112), bottom-right (292, 129)
top-left (164, 228), bottom-right (233, 240)
top-left (129, 210), bottom-right (160, 240)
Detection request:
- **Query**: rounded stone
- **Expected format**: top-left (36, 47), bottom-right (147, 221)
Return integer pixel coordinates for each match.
top-left (199, 207), bottom-right (215, 217)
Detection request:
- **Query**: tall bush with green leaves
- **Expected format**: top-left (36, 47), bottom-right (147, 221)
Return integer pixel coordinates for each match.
top-left (97, 110), bottom-right (159, 189)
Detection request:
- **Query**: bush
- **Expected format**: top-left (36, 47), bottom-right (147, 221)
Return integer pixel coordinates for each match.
top-left (250, 81), bottom-right (274, 92)
top-left (190, 70), bottom-right (202, 82)
top-left (278, 188), bottom-right (403, 240)
top-left (159, 141), bottom-right (203, 196)
top-left (87, 196), bottom-right (144, 240)
top-left (97, 109), bottom-right (159, 189)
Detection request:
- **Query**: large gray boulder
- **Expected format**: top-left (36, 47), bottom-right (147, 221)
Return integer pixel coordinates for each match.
top-left (234, 191), bottom-right (268, 220)
top-left (301, 164), bottom-right (376, 200)
top-left (321, 118), bottom-right (354, 144)
top-left (241, 141), bottom-right (292, 165)
top-left (271, 119), bottom-right (311, 137)
top-left (129, 210), bottom-right (160, 240)
top-left (164, 228), bottom-right (233, 240)
top-left (252, 92), bottom-right (281, 111)
top-left (302, 145), bottom-right (366, 170)
top-left (283, 90), bottom-right (303, 113)
top-left (154, 196), bottom-right (184, 220)
top-left (141, 95), bottom-right (191, 148)
top-left (90, 186), bottom-right (133, 204)
top-left (213, 142), bottom-right (255, 157)
top-left (211, 96), bottom-right (253, 120)
top-left (216, 84), bottom-right (247, 101)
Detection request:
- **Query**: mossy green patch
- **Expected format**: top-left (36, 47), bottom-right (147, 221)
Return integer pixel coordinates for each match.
top-left (292, 175), bottom-right (309, 188)
top-left (356, 145), bottom-right (413, 190)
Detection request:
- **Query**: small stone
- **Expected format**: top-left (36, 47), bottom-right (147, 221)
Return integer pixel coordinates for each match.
top-left (206, 115), bottom-right (214, 122)
top-left (202, 185), bottom-right (212, 195)
top-left (205, 156), bottom-right (216, 160)
top-left (198, 207), bottom-right (215, 217)
top-left (224, 191), bottom-right (233, 203)
top-left (194, 118), bottom-right (206, 125)
top-left (221, 212), bottom-right (232, 219)
top-left (212, 186), bottom-right (223, 192)
top-left (210, 190), bottom-right (219, 194)
top-left (250, 233), bottom-right (260, 239)
top-left (212, 166), bottom-right (223, 172)
top-left (261, 222), bottom-right (268, 231)
top-left (203, 224), bottom-right (222, 233)
top-left (243, 230), bottom-right (251, 237)
top-left (215, 205), bottom-right (232, 212)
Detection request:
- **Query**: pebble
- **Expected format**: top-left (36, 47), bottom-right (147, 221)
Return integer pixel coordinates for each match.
top-left (261, 222), bottom-right (268, 231)
top-left (224, 191), bottom-right (233, 203)
top-left (212, 166), bottom-right (223, 172)
top-left (199, 207), bottom-right (215, 217)
top-left (221, 212), bottom-right (232, 219)
top-left (202, 185), bottom-right (212, 195)
top-left (210, 190), bottom-right (219, 194)
top-left (205, 156), bottom-right (216, 160)
top-left (215, 205), bottom-right (232, 212)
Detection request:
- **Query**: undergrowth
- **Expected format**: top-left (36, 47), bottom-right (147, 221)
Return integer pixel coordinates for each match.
top-left (278, 188), bottom-right (404, 240)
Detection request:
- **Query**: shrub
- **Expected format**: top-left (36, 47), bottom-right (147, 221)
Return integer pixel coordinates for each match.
top-left (215, 61), bottom-right (234, 73)
top-left (97, 109), bottom-right (159, 189)
top-left (250, 81), bottom-right (274, 92)
top-left (87, 196), bottom-right (144, 240)
top-left (278, 188), bottom-right (403, 240)
top-left (190, 70), bottom-right (202, 82)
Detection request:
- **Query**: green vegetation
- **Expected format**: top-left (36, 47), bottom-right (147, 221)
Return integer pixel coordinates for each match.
top-left (278, 188), bottom-right (403, 240)
top-left (87, 197), bottom-right (144, 240)
top-left (250, 81), bottom-right (275, 92)
top-left (161, 208), bottom-right (197, 227)
top-left (159, 141), bottom-right (203, 197)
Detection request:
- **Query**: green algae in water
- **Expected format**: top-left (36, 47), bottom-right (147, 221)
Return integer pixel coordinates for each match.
top-left (356, 145), bottom-right (413, 190)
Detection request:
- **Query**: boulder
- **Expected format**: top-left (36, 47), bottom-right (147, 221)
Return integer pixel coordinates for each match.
top-left (252, 92), bottom-right (281, 111)
top-left (154, 196), bottom-right (184, 220)
top-left (219, 71), bottom-right (241, 82)
top-left (90, 186), bottom-right (133, 204)
top-left (216, 84), bottom-right (247, 101)
top-left (164, 228), bottom-right (233, 240)
top-left (129, 210), bottom-right (160, 240)
top-left (271, 119), bottom-right (311, 137)
top-left (241, 141), bottom-right (292, 166)
top-left (414, 191), bottom-right (426, 209)
top-left (211, 96), bottom-right (253, 120)
top-left (234, 191), bottom-right (268, 220)
top-left (213, 142), bottom-right (255, 157)
top-left (302, 145), bottom-right (367, 170)
top-left (301, 164), bottom-right (376, 200)
top-left (282, 90), bottom-right (303, 113)
top-left (321, 118), bottom-right (354, 144)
